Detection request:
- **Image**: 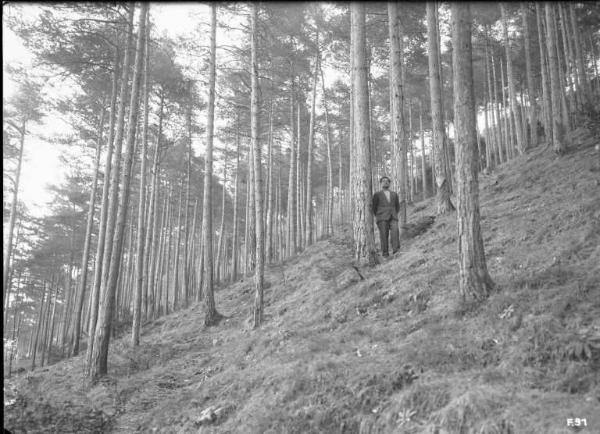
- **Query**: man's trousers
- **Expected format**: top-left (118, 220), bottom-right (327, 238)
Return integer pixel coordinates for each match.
top-left (376, 218), bottom-right (399, 256)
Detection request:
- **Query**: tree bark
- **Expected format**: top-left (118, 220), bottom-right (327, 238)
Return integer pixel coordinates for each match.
top-left (419, 101), bottom-right (427, 200)
top-left (3, 118), bottom-right (26, 312)
top-left (451, 2), bottom-right (494, 302)
top-left (389, 2), bottom-right (408, 228)
top-left (202, 3), bottom-right (221, 326)
top-left (545, 2), bottom-right (567, 154)
top-left (536, 3), bottom-right (552, 142)
top-left (427, 1), bottom-right (454, 214)
top-left (286, 74), bottom-right (297, 257)
top-left (89, 3), bottom-right (147, 380)
top-left (251, 3), bottom-right (265, 328)
top-left (521, 2), bottom-right (538, 148)
top-left (351, 3), bottom-right (379, 266)
top-left (132, 10), bottom-right (150, 346)
top-left (569, 3), bottom-right (592, 106)
top-left (86, 14), bottom-right (132, 374)
top-left (500, 3), bottom-right (526, 155)
top-left (305, 32), bottom-right (319, 248)
top-left (231, 114), bottom-right (241, 281)
top-left (319, 60), bottom-right (334, 237)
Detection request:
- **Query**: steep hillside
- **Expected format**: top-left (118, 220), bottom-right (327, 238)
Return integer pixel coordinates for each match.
top-left (5, 130), bottom-right (600, 433)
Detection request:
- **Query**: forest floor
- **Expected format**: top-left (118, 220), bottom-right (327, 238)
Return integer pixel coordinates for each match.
top-left (4, 127), bottom-right (600, 434)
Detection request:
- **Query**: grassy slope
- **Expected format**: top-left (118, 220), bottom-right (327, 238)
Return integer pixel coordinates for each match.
top-left (4, 130), bottom-right (600, 434)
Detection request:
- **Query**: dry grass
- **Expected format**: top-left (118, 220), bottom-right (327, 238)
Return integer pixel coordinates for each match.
top-left (4, 129), bottom-right (600, 433)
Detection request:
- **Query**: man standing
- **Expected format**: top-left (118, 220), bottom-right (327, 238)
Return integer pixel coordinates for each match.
top-left (372, 176), bottom-right (400, 258)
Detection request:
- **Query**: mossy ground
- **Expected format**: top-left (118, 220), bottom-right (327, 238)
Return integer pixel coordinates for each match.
top-left (4, 128), bottom-right (600, 433)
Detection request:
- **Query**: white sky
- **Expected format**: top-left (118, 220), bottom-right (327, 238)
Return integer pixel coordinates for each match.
top-left (3, 3), bottom-right (214, 218)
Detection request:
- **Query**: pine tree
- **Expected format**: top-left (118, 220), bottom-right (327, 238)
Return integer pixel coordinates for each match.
top-left (451, 2), bottom-right (494, 301)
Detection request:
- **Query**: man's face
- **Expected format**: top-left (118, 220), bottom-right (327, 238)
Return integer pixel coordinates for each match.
top-left (381, 178), bottom-right (390, 189)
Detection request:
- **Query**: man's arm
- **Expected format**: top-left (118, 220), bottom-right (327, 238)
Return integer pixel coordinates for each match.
top-left (372, 193), bottom-right (378, 216)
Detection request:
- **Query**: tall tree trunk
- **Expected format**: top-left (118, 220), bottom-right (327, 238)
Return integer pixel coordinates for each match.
top-left (490, 51), bottom-right (504, 163)
top-left (147, 174), bottom-right (162, 319)
top-left (305, 33), bottom-right (319, 247)
top-left (408, 102), bottom-right (415, 202)
top-left (569, 3), bottom-right (592, 106)
top-left (59, 247), bottom-right (74, 355)
top-left (319, 60), bottom-right (334, 237)
top-left (86, 19), bottom-right (131, 374)
top-left (89, 3), bottom-right (147, 380)
top-left (265, 94), bottom-right (274, 263)
top-left (536, 4), bottom-right (552, 143)
top-left (545, 2), bottom-right (567, 154)
top-left (296, 103), bottom-right (304, 251)
top-left (351, 2), bottom-right (378, 266)
top-left (215, 162), bottom-right (227, 284)
top-left (31, 283), bottom-right (47, 371)
top-left (427, 1), bottom-right (454, 214)
top-left (389, 2), bottom-right (408, 229)
top-left (3, 119), bottom-right (26, 312)
top-left (499, 58), bottom-right (511, 160)
top-left (132, 11), bottom-right (150, 346)
top-left (231, 115), bottom-right (241, 281)
top-left (451, 2), bottom-right (494, 301)
top-left (521, 2), bottom-right (538, 147)
top-left (553, 7), bottom-right (571, 131)
top-left (202, 3), bottom-right (221, 326)
top-left (420, 101), bottom-right (427, 200)
top-left (501, 3), bottom-right (526, 154)
top-left (72, 102), bottom-right (106, 356)
top-left (484, 32), bottom-right (497, 168)
top-left (286, 75), bottom-right (297, 257)
top-left (251, 3), bottom-right (265, 328)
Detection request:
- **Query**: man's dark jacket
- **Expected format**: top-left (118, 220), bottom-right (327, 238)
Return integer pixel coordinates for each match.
top-left (372, 190), bottom-right (400, 222)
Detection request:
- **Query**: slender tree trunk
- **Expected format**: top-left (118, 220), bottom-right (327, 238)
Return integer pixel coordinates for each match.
top-left (59, 247), bottom-right (74, 355)
top-left (265, 96), bottom-right (274, 262)
top-left (389, 2), bottom-right (408, 229)
top-left (319, 60), bottom-right (334, 237)
top-left (89, 3), bottom-right (147, 380)
top-left (427, 1), bottom-right (454, 214)
top-left (72, 102), bottom-right (106, 356)
top-left (286, 74), bottom-right (297, 257)
top-left (296, 103), bottom-right (304, 251)
top-left (484, 34), bottom-right (496, 168)
top-left (86, 22), bottom-right (130, 374)
top-left (231, 115), bottom-right (241, 281)
top-left (551, 7), bottom-right (570, 132)
top-left (215, 163), bottom-right (227, 284)
top-left (490, 51), bottom-right (503, 163)
top-left (305, 34), bottom-right (319, 247)
top-left (250, 3), bottom-right (265, 328)
top-left (132, 11), bottom-right (150, 346)
top-left (351, 2), bottom-right (378, 266)
top-left (545, 2), bottom-right (567, 154)
top-left (536, 3), bottom-right (552, 143)
top-left (147, 174), bottom-right (162, 319)
top-left (501, 3), bottom-right (525, 154)
top-left (31, 283), bottom-right (47, 371)
top-left (451, 2), bottom-right (494, 301)
top-left (521, 2), bottom-right (538, 148)
top-left (202, 3), bottom-right (221, 326)
top-left (499, 58), bottom-right (511, 160)
top-left (3, 119), bottom-right (26, 312)
top-left (419, 101), bottom-right (427, 200)
top-left (569, 3), bottom-right (592, 106)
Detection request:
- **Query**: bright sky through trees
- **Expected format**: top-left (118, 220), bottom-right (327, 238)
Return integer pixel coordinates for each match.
top-left (3, 3), bottom-right (213, 218)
